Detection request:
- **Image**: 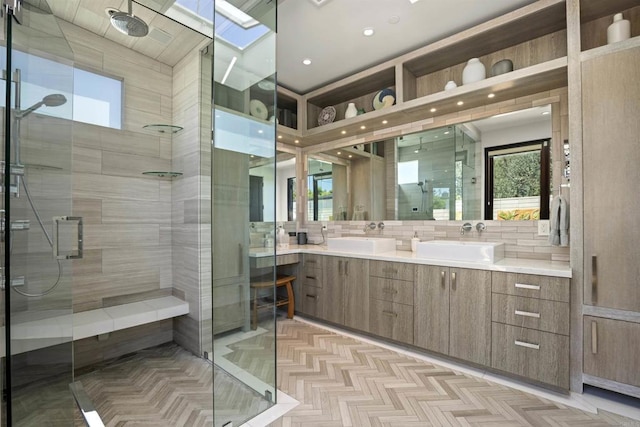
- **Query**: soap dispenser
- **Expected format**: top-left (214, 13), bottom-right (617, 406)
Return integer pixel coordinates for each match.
top-left (277, 225), bottom-right (288, 249)
top-left (411, 232), bottom-right (420, 252)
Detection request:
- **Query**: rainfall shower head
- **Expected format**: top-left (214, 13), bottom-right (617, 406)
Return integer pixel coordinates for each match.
top-left (15, 94), bottom-right (67, 119)
top-left (109, 0), bottom-right (149, 37)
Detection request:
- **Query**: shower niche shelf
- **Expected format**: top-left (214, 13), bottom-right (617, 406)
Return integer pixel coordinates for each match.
top-left (142, 171), bottom-right (183, 178)
top-left (142, 124), bottom-right (183, 134)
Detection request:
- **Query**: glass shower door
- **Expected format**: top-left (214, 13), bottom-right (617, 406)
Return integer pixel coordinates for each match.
top-left (1, 1), bottom-right (76, 424)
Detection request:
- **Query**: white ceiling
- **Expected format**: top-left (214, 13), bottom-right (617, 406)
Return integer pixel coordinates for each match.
top-left (276, 0), bottom-right (537, 93)
top-left (42, 0), bottom-right (540, 94)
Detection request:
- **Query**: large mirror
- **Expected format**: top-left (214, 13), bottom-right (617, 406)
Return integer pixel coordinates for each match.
top-left (306, 104), bottom-right (560, 222)
top-left (250, 151), bottom-right (296, 223)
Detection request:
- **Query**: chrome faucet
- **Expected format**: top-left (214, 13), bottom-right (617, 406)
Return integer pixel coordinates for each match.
top-left (476, 222), bottom-right (486, 233)
top-left (377, 222), bottom-right (385, 230)
top-left (460, 222), bottom-right (472, 235)
top-left (364, 222), bottom-right (377, 232)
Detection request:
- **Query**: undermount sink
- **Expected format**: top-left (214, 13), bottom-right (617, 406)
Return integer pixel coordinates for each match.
top-left (415, 240), bottom-right (505, 263)
top-left (327, 237), bottom-right (397, 254)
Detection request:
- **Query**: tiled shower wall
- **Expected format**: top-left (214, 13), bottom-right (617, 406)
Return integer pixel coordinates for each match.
top-left (62, 21), bottom-right (176, 366)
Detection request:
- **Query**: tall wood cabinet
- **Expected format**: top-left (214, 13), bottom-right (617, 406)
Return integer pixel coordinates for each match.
top-left (581, 44), bottom-right (640, 396)
top-left (582, 46), bottom-right (640, 312)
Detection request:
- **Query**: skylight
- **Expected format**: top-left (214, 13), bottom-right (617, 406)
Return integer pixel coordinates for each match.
top-left (168, 0), bottom-right (269, 50)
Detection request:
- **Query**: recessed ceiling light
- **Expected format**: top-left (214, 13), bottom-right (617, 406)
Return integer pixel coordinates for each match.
top-left (382, 120), bottom-right (388, 124)
top-left (294, 139), bottom-right (299, 144)
top-left (430, 108), bottom-right (437, 113)
top-left (302, 58), bottom-right (312, 65)
top-left (337, 151), bottom-right (341, 155)
top-left (444, 131), bottom-right (450, 135)
top-left (542, 111), bottom-right (550, 115)
top-left (414, 149), bottom-right (419, 153)
top-left (363, 27), bottom-right (374, 37)
top-left (258, 129), bottom-right (263, 134)
top-left (341, 130), bottom-right (346, 134)
top-left (348, 155), bottom-right (353, 158)
top-left (457, 101), bottom-right (464, 106)
top-left (278, 135), bottom-right (282, 139)
top-left (409, 0), bottom-right (420, 3)
top-left (388, 15), bottom-right (400, 24)
top-left (488, 93), bottom-right (495, 98)
top-left (360, 125), bottom-right (366, 129)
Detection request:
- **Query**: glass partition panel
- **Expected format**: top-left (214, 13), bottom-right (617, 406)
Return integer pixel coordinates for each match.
top-left (2, 2), bottom-right (75, 424)
top-left (207, 0), bottom-right (277, 425)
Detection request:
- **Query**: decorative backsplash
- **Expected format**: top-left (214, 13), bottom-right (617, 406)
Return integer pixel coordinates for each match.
top-left (297, 220), bottom-right (570, 262)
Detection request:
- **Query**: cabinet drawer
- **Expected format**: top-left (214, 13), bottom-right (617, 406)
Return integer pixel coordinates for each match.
top-left (370, 277), bottom-right (414, 306)
top-left (302, 267), bottom-right (323, 288)
top-left (369, 299), bottom-right (413, 344)
top-left (370, 261), bottom-right (414, 281)
top-left (303, 254), bottom-right (323, 268)
top-left (301, 285), bottom-right (323, 317)
top-left (492, 293), bottom-right (569, 335)
top-left (492, 323), bottom-right (569, 389)
top-left (492, 272), bottom-right (569, 302)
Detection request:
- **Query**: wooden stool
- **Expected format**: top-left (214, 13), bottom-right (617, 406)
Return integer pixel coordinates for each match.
top-left (250, 275), bottom-right (295, 330)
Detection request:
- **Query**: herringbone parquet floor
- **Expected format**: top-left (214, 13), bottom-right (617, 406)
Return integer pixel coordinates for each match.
top-left (268, 319), bottom-right (638, 427)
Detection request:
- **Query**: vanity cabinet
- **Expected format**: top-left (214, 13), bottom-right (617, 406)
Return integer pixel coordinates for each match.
top-left (369, 260), bottom-right (414, 344)
top-left (413, 265), bottom-right (491, 366)
top-left (324, 256), bottom-right (369, 329)
top-left (491, 272), bottom-right (570, 389)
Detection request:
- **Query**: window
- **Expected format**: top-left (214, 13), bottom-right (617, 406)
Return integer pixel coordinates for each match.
top-left (397, 160), bottom-right (418, 184)
top-left (484, 139), bottom-right (550, 220)
top-left (73, 68), bottom-right (122, 129)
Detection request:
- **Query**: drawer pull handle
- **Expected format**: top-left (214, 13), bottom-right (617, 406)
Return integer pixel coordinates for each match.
top-left (382, 288), bottom-right (398, 294)
top-left (382, 311), bottom-right (397, 317)
top-left (515, 310), bottom-right (540, 319)
top-left (514, 340), bottom-right (540, 350)
top-left (515, 283), bottom-right (540, 291)
top-left (441, 271), bottom-right (445, 288)
top-left (305, 294), bottom-right (317, 300)
top-left (451, 272), bottom-right (456, 290)
top-left (591, 255), bottom-right (598, 304)
top-left (383, 268), bottom-right (398, 274)
top-left (591, 320), bottom-right (598, 354)
top-left (306, 275), bottom-right (316, 280)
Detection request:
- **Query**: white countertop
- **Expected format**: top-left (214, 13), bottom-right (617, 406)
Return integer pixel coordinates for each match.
top-left (250, 245), bottom-right (572, 278)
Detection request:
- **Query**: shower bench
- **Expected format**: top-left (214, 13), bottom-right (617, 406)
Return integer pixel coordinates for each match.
top-left (1, 296), bottom-right (189, 357)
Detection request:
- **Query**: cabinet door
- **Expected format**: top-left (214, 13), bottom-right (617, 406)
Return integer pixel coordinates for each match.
top-left (584, 316), bottom-right (640, 388)
top-left (344, 258), bottom-right (369, 331)
top-left (369, 299), bottom-right (413, 344)
top-left (582, 47), bottom-right (640, 311)
top-left (322, 256), bottom-right (345, 324)
top-left (414, 265), bottom-right (449, 355)
top-left (449, 268), bottom-right (491, 365)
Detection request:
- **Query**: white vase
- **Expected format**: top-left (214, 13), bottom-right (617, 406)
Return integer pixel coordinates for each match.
top-left (607, 13), bottom-right (631, 45)
top-left (444, 80), bottom-right (457, 91)
top-left (462, 58), bottom-right (486, 85)
top-left (345, 102), bottom-right (358, 119)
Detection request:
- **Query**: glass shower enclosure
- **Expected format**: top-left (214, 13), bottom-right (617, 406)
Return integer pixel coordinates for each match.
top-left (1, 1), bottom-right (77, 424)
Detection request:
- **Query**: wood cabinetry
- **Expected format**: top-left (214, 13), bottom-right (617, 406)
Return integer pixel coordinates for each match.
top-left (584, 316), bottom-right (640, 391)
top-left (491, 272), bottom-right (570, 388)
top-left (369, 261), bottom-right (414, 344)
top-left (582, 46), bottom-right (640, 312)
top-left (414, 265), bottom-right (449, 355)
top-left (300, 254), bottom-right (324, 317)
top-left (324, 256), bottom-right (369, 328)
top-left (449, 268), bottom-right (492, 366)
top-left (413, 265), bottom-right (491, 366)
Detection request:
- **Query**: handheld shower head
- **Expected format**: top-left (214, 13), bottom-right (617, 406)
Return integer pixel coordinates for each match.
top-left (15, 94), bottom-right (67, 119)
